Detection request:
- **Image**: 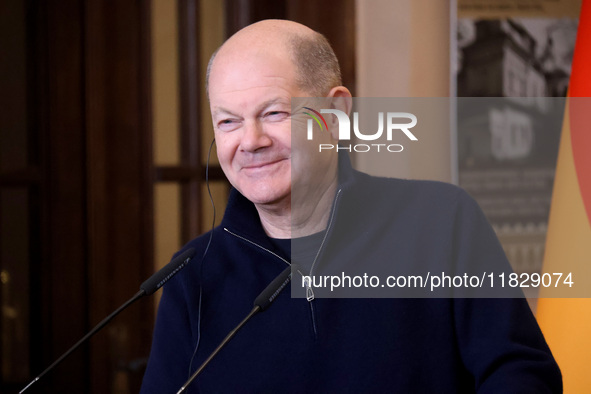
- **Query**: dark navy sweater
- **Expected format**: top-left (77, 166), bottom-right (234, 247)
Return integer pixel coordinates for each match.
top-left (141, 155), bottom-right (561, 393)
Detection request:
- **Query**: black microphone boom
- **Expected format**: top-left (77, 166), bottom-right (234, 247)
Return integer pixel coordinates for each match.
top-left (177, 265), bottom-right (293, 394)
top-left (20, 247), bottom-right (196, 394)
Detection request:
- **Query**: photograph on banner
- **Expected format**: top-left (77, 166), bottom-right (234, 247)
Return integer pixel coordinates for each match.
top-left (454, 0), bottom-right (580, 302)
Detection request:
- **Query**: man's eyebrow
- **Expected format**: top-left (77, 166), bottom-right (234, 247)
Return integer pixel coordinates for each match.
top-left (257, 97), bottom-right (290, 111)
top-left (212, 107), bottom-right (238, 118)
top-left (212, 98), bottom-right (290, 119)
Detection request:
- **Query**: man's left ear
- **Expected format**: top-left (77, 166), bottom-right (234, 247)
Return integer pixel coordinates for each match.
top-left (326, 86), bottom-right (352, 140)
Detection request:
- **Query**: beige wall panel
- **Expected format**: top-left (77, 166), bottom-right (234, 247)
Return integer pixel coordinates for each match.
top-left (202, 181), bottom-right (229, 231)
top-left (355, 0), bottom-right (453, 182)
top-left (153, 184), bottom-right (181, 310)
top-left (200, 0), bottom-right (226, 165)
top-left (152, 0), bottom-right (180, 165)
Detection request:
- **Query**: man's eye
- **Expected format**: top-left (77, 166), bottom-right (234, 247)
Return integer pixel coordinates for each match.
top-left (265, 111), bottom-right (288, 121)
top-left (217, 119), bottom-right (239, 131)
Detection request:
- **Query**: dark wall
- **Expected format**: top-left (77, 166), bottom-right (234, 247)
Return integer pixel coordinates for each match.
top-left (1, 0), bottom-right (153, 392)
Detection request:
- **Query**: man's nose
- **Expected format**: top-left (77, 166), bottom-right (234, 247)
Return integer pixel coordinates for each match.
top-left (239, 120), bottom-right (272, 152)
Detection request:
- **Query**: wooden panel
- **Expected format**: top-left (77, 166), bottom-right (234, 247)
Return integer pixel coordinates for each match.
top-left (0, 170), bottom-right (40, 187)
top-left (152, 0), bottom-right (181, 166)
top-left (0, 1), bottom-right (154, 392)
top-left (35, 0), bottom-right (89, 392)
top-left (225, 0), bottom-right (286, 34)
top-left (0, 0), bottom-right (28, 174)
top-left (155, 165), bottom-right (225, 183)
top-left (85, 0), bottom-right (153, 392)
top-left (179, 0), bottom-right (203, 241)
top-left (0, 188), bottom-right (30, 386)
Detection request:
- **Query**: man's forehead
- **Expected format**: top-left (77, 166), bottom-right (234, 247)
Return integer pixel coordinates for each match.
top-left (208, 49), bottom-right (299, 102)
top-left (207, 21), bottom-right (303, 86)
top-left (212, 41), bottom-right (292, 77)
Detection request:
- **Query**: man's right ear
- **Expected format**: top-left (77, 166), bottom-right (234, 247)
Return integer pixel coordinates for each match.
top-left (328, 86), bottom-right (352, 116)
top-left (325, 86), bottom-right (352, 140)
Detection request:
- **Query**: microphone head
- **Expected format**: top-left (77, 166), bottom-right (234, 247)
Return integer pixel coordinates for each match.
top-left (254, 266), bottom-right (292, 311)
top-left (140, 247), bottom-right (195, 295)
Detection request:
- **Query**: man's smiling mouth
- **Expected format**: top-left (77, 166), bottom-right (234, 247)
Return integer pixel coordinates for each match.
top-left (242, 158), bottom-right (287, 170)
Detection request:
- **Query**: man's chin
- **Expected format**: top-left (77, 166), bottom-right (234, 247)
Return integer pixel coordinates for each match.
top-left (239, 186), bottom-right (291, 208)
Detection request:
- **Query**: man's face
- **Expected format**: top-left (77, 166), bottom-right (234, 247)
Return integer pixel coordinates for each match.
top-left (209, 47), bottom-right (337, 208)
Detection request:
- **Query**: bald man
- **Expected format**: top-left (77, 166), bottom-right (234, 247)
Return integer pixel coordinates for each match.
top-left (141, 20), bottom-right (561, 393)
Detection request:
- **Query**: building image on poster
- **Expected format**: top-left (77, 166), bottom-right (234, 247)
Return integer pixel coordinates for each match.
top-left (454, 0), bottom-right (579, 298)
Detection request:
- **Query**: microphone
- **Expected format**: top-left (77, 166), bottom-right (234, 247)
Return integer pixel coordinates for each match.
top-left (20, 247), bottom-right (196, 394)
top-left (177, 265), bottom-right (293, 394)
top-left (141, 248), bottom-right (195, 295)
top-left (254, 265), bottom-right (293, 310)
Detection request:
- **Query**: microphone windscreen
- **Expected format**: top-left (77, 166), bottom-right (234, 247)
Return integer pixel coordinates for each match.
top-left (140, 247), bottom-right (195, 295)
top-left (254, 266), bottom-right (292, 311)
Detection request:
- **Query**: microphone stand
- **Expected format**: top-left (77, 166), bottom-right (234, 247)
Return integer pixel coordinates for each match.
top-left (20, 247), bottom-right (195, 393)
top-left (20, 290), bottom-right (145, 393)
top-left (176, 306), bottom-right (261, 394)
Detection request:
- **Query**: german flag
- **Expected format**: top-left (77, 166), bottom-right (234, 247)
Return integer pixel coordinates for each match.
top-left (536, 1), bottom-right (591, 392)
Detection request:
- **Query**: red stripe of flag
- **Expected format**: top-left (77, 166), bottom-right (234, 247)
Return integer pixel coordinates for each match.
top-left (569, 0), bottom-right (591, 225)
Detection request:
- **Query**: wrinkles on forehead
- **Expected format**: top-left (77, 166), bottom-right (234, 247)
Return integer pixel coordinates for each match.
top-left (207, 39), bottom-right (303, 115)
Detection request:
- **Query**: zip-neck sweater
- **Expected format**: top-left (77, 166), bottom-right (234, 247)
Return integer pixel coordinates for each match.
top-left (141, 154), bottom-right (561, 393)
